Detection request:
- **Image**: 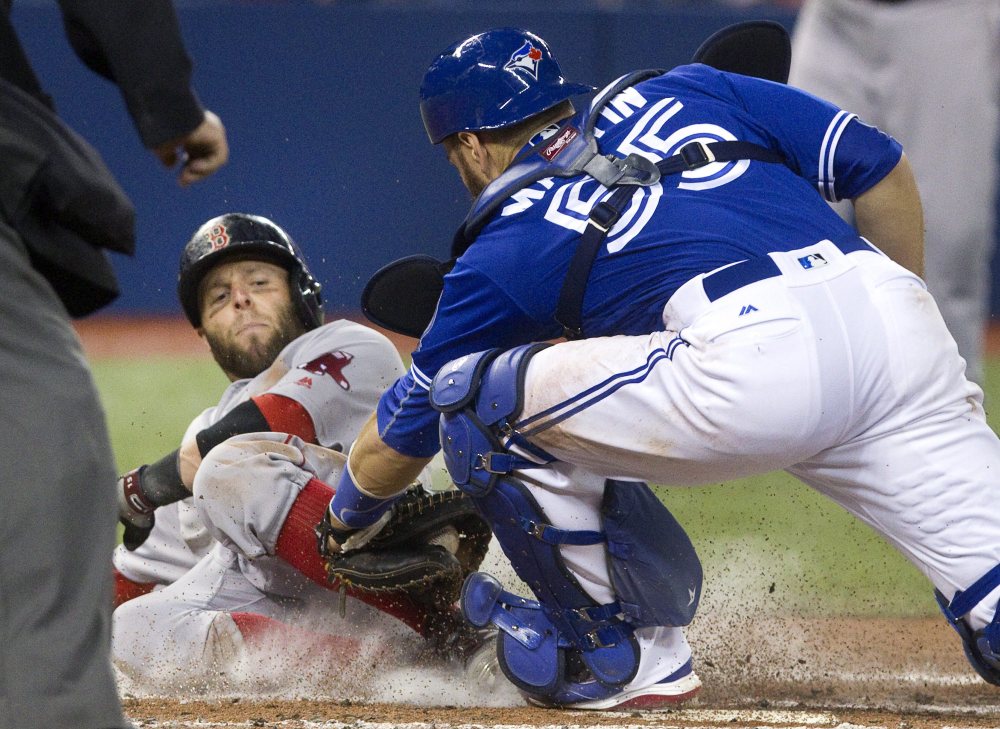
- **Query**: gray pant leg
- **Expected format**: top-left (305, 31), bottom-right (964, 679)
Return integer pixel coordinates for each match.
top-left (792, 0), bottom-right (1000, 384)
top-left (0, 220), bottom-right (128, 729)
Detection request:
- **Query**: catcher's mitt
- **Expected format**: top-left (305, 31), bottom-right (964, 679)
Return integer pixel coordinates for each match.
top-left (316, 485), bottom-right (491, 606)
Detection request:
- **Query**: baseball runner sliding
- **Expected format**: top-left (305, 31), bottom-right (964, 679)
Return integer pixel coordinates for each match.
top-left (112, 214), bottom-right (492, 687)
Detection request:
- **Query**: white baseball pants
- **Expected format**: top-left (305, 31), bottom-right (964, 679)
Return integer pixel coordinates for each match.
top-left (509, 241), bottom-right (1000, 635)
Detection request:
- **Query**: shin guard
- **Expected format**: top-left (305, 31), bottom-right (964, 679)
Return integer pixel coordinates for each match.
top-left (431, 344), bottom-right (702, 704)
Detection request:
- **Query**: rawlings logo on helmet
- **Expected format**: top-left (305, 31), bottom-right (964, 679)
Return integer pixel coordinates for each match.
top-left (504, 41), bottom-right (543, 81)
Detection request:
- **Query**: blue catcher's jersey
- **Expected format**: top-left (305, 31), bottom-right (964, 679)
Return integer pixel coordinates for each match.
top-left (379, 63), bottom-right (903, 457)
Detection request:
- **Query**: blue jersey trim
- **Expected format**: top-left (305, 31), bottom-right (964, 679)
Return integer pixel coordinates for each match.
top-left (376, 369), bottom-right (440, 458)
top-left (410, 363), bottom-right (433, 391)
top-left (818, 111), bottom-right (857, 202)
top-left (515, 336), bottom-right (689, 437)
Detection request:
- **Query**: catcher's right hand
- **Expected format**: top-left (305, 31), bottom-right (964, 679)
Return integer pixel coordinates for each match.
top-left (117, 466), bottom-right (156, 551)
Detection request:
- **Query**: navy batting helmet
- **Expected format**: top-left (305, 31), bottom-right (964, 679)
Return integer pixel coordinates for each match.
top-left (419, 27), bottom-right (593, 144)
top-left (177, 213), bottom-right (323, 330)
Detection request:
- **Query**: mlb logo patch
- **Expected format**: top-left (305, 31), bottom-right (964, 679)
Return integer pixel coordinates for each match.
top-left (798, 253), bottom-right (828, 270)
top-left (504, 41), bottom-right (543, 80)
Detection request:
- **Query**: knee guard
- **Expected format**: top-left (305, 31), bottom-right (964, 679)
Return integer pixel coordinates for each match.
top-left (935, 564), bottom-right (1000, 686)
top-left (430, 345), bottom-right (702, 704)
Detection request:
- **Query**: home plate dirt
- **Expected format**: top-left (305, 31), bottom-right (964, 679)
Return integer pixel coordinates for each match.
top-left (119, 702), bottom-right (1000, 729)
top-left (120, 616), bottom-right (1000, 729)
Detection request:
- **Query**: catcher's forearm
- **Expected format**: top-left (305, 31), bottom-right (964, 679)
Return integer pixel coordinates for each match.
top-left (349, 413), bottom-right (432, 498)
top-left (853, 153), bottom-right (924, 277)
top-left (325, 415), bottom-right (431, 537)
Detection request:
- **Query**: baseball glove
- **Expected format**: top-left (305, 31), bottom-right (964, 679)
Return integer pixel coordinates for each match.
top-left (316, 485), bottom-right (491, 606)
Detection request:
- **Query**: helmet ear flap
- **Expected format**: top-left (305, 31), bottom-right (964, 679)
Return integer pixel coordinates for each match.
top-left (294, 267), bottom-right (324, 330)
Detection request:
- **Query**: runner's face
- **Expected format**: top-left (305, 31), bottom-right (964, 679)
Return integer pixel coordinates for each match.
top-left (197, 259), bottom-right (305, 380)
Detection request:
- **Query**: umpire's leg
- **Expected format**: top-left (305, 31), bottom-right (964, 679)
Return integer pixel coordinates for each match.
top-left (0, 221), bottom-right (128, 729)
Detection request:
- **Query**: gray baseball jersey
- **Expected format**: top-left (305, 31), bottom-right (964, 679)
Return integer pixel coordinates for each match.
top-left (113, 319), bottom-right (405, 586)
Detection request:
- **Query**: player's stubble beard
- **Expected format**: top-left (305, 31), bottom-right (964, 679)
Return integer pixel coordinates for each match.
top-left (453, 154), bottom-right (489, 197)
top-left (205, 301), bottom-right (306, 380)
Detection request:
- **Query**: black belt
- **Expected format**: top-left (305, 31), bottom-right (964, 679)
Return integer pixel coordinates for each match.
top-left (701, 236), bottom-right (877, 302)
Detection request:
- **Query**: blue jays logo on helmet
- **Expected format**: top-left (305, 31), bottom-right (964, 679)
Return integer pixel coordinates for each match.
top-left (419, 27), bottom-right (594, 144)
top-left (505, 41), bottom-right (544, 81)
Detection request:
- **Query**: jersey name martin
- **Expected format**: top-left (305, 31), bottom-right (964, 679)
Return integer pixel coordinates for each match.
top-left (500, 85), bottom-right (750, 254)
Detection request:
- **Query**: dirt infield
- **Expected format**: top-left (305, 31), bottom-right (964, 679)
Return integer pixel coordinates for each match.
top-left (121, 701), bottom-right (1000, 729)
top-left (117, 615), bottom-right (1000, 728)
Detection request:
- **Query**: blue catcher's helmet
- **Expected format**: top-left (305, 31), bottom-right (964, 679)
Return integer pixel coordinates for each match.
top-left (419, 27), bottom-right (594, 144)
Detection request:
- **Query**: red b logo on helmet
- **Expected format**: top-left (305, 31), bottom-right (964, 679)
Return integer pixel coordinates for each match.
top-left (208, 225), bottom-right (230, 250)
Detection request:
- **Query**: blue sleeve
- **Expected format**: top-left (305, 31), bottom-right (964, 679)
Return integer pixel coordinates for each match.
top-left (376, 262), bottom-right (556, 458)
top-left (376, 370), bottom-right (438, 457)
top-left (702, 67), bottom-right (903, 202)
top-left (822, 118), bottom-right (902, 201)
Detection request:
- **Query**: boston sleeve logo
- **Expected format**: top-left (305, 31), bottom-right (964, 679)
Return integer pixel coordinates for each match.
top-left (298, 351), bottom-right (354, 390)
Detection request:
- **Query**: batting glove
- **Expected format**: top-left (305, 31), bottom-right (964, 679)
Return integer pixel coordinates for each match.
top-left (117, 466), bottom-right (156, 551)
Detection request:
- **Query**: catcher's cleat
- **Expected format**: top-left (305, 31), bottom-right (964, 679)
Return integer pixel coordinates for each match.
top-left (527, 659), bottom-right (701, 711)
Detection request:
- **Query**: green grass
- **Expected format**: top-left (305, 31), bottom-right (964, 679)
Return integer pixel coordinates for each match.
top-left (94, 356), bottom-right (229, 472)
top-left (91, 353), bottom-right (1000, 619)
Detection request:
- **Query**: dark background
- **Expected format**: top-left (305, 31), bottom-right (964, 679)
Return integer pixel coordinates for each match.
top-left (10, 1), bottom-right (998, 320)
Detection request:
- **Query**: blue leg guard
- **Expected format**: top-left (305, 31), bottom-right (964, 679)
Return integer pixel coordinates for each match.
top-left (935, 564), bottom-right (1000, 686)
top-left (431, 344), bottom-right (703, 704)
top-left (603, 479), bottom-right (702, 627)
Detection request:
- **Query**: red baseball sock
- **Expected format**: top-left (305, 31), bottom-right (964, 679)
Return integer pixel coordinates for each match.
top-left (230, 611), bottom-right (360, 656)
top-left (273, 477), bottom-right (436, 637)
top-left (113, 567), bottom-right (157, 608)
